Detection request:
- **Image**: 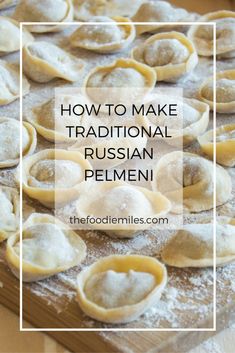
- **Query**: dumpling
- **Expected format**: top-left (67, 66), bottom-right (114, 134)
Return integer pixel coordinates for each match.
top-left (73, 0), bottom-right (144, 20)
top-left (199, 70), bottom-right (235, 113)
top-left (13, 0), bottom-right (73, 33)
top-left (84, 58), bottom-right (156, 105)
top-left (23, 41), bottom-right (84, 83)
top-left (145, 96), bottom-right (209, 146)
top-left (70, 16), bottom-right (135, 54)
top-left (0, 0), bottom-right (17, 9)
top-left (0, 186), bottom-right (19, 242)
top-left (161, 219), bottom-right (235, 267)
top-left (132, 31), bottom-right (198, 82)
top-left (6, 213), bottom-right (87, 282)
top-left (76, 254), bottom-right (167, 323)
top-left (76, 181), bottom-right (171, 238)
top-left (0, 16), bottom-right (34, 56)
top-left (26, 95), bottom-right (90, 143)
top-left (152, 151), bottom-right (232, 213)
top-left (198, 124), bottom-right (235, 167)
top-left (0, 117), bottom-right (37, 168)
top-left (18, 149), bottom-right (92, 208)
top-left (188, 10), bottom-right (235, 58)
top-left (0, 60), bottom-right (30, 105)
top-left (132, 1), bottom-right (195, 35)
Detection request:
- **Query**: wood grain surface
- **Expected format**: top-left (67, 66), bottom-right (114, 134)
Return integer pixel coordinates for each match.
top-left (1, 240), bottom-right (235, 353)
top-left (170, 0), bottom-right (235, 14)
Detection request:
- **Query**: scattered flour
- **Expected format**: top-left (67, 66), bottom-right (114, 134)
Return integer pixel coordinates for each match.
top-left (0, 2), bottom-right (234, 333)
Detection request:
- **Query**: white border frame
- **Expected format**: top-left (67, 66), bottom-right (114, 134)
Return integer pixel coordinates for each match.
top-left (19, 21), bottom-right (217, 332)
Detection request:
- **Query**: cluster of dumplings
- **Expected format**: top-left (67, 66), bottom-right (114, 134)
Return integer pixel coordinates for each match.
top-left (0, 0), bottom-right (235, 326)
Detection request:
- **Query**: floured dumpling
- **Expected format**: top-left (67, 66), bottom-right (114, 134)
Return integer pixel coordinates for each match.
top-left (198, 124), bottom-right (235, 167)
top-left (85, 271), bottom-right (156, 308)
top-left (0, 117), bottom-right (37, 168)
top-left (0, 60), bottom-right (30, 105)
top-left (0, 0), bottom-right (17, 9)
top-left (146, 96), bottom-right (209, 146)
top-left (132, 1), bottom-right (195, 35)
top-left (26, 95), bottom-right (90, 143)
top-left (199, 70), bottom-right (235, 113)
top-left (6, 213), bottom-right (87, 282)
top-left (188, 11), bottom-right (235, 58)
top-left (70, 16), bottom-right (135, 54)
top-left (152, 151), bottom-right (232, 213)
top-left (132, 32), bottom-right (198, 82)
top-left (0, 186), bottom-right (19, 242)
top-left (76, 181), bottom-right (171, 237)
top-left (23, 41), bottom-right (84, 83)
top-left (73, 0), bottom-right (144, 20)
top-left (162, 219), bottom-right (235, 267)
top-left (18, 149), bottom-right (92, 208)
top-left (0, 16), bottom-right (34, 55)
top-left (84, 58), bottom-right (156, 105)
top-left (76, 254), bottom-right (167, 323)
top-left (13, 0), bottom-right (73, 33)
top-left (28, 159), bottom-right (84, 189)
top-left (216, 129), bottom-right (235, 142)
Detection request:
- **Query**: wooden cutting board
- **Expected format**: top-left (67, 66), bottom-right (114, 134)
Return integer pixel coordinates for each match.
top-left (1, 235), bottom-right (235, 353)
top-left (170, 0), bottom-right (235, 14)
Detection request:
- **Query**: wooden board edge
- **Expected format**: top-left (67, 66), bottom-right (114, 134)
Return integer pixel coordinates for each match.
top-left (1, 261), bottom-right (235, 353)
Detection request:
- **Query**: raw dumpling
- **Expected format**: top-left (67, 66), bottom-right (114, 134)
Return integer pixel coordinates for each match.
top-left (0, 60), bottom-right (30, 105)
top-left (0, 117), bottom-right (37, 168)
top-left (70, 16), bottom-right (135, 54)
top-left (132, 31), bottom-right (198, 82)
top-left (76, 254), bottom-right (167, 323)
top-left (0, 16), bottom-right (34, 55)
top-left (13, 0), bottom-right (73, 33)
top-left (198, 124), bottom-right (235, 167)
top-left (18, 149), bottom-right (92, 208)
top-left (0, 186), bottom-right (19, 242)
top-left (6, 213), bottom-right (87, 282)
top-left (162, 219), bottom-right (235, 267)
top-left (23, 41), bottom-right (84, 83)
top-left (152, 151), bottom-right (232, 213)
top-left (84, 58), bottom-right (156, 105)
top-left (76, 181), bottom-right (171, 237)
top-left (132, 1), bottom-right (195, 35)
top-left (145, 96), bottom-right (209, 146)
top-left (188, 11), bottom-right (235, 58)
top-left (199, 70), bottom-right (235, 113)
top-left (73, 0), bottom-right (144, 20)
top-left (26, 95), bottom-right (90, 143)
